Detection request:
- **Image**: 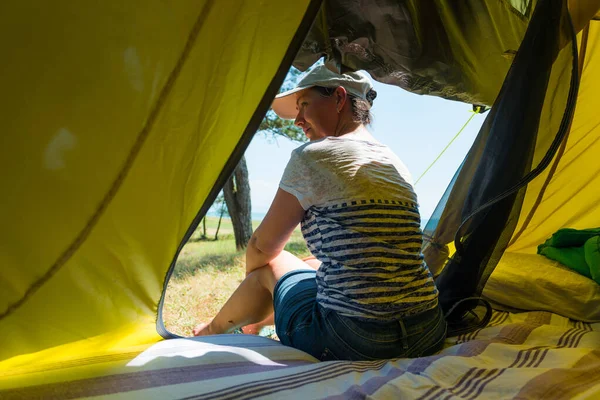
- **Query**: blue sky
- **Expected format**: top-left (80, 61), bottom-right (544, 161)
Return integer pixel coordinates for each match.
top-left (245, 77), bottom-right (487, 221)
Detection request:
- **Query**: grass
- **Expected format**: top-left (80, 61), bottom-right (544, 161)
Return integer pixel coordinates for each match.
top-left (163, 216), bottom-right (310, 337)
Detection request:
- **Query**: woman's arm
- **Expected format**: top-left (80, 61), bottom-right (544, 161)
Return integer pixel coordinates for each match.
top-left (245, 188), bottom-right (306, 275)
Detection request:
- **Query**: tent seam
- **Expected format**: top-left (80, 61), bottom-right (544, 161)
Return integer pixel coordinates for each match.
top-left (0, 0), bottom-right (216, 322)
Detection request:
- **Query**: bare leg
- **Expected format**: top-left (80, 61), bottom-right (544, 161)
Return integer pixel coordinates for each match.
top-left (301, 255), bottom-right (322, 270)
top-left (240, 254), bottom-right (321, 335)
top-left (193, 251), bottom-right (314, 336)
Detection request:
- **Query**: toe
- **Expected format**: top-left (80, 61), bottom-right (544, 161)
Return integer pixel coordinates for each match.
top-left (192, 322), bottom-right (210, 336)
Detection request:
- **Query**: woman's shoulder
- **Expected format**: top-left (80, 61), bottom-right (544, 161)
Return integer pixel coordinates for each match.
top-left (291, 138), bottom-right (336, 158)
top-left (291, 138), bottom-right (399, 171)
top-left (295, 136), bottom-right (387, 153)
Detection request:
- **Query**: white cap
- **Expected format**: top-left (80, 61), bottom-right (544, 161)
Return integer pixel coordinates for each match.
top-left (271, 65), bottom-right (373, 120)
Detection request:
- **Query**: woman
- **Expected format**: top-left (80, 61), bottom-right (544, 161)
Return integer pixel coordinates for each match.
top-left (193, 65), bottom-right (447, 361)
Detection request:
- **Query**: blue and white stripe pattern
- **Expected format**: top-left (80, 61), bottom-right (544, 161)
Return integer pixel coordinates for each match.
top-left (279, 137), bottom-right (439, 320)
top-left (303, 199), bottom-right (438, 320)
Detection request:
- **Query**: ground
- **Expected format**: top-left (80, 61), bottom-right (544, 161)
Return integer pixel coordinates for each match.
top-left (162, 216), bottom-right (310, 337)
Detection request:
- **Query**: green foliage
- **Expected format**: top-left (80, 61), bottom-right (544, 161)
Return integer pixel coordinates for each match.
top-left (258, 110), bottom-right (305, 142)
top-left (209, 192), bottom-right (229, 217)
top-left (283, 239), bottom-right (311, 258)
top-left (279, 67), bottom-right (303, 92)
top-left (257, 67), bottom-right (307, 143)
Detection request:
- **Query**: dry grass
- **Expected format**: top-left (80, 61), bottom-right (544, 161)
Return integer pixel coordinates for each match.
top-left (163, 216), bottom-right (309, 337)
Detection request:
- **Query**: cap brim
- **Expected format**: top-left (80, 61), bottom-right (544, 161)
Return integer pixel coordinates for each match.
top-left (271, 85), bottom-right (314, 120)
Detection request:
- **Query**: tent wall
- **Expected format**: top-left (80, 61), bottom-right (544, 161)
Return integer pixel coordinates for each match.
top-left (508, 21), bottom-right (600, 253)
top-left (0, 0), bottom-right (316, 368)
top-left (1, 0), bottom-right (598, 386)
top-left (419, 0), bottom-right (577, 318)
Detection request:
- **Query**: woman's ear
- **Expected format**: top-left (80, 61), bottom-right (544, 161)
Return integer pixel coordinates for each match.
top-left (334, 86), bottom-right (347, 112)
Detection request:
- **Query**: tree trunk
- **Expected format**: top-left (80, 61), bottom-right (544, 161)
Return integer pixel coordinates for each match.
top-left (223, 156), bottom-right (253, 250)
top-left (214, 205), bottom-right (225, 241)
top-left (202, 217), bottom-right (207, 240)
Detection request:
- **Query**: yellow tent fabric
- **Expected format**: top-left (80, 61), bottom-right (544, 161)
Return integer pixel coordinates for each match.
top-left (508, 22), bottom-right (600, 253)
top-left (0, 0), bottom-right (317, 377)
top-left (419, 7), bottom-right (600, 284)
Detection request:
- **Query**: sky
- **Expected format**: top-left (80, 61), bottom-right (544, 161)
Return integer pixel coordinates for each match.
top-left (244, 76), bottom-right (488, 221)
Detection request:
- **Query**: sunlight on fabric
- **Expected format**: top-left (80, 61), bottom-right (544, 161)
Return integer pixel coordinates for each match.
top-left (126, 339), bottom-right (287, 368)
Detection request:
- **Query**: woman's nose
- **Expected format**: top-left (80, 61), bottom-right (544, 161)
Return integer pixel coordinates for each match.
top-left (294, 114), bottom-right (304, 127)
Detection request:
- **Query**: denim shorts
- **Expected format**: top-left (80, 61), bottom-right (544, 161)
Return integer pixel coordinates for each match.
top-left (273, 270), bottom-right (447, 361)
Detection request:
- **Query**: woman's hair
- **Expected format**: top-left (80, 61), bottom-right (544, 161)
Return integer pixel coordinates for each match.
top-left (312, 86), bottom-right (377, 125)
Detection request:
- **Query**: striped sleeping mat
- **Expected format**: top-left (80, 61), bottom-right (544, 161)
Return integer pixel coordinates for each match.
top-left (1, 311), bottom-right (599, 399)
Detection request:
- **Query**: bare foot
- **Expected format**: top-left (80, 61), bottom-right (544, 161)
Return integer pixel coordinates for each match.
top-left (192, 322), bottom-right (214, 336)
top-left (241, 323), bottom-right (261, 335)
top-left (241, 314), bottom-right (275, 335)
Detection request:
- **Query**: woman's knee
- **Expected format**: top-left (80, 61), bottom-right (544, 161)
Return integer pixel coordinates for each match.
top-left (245, 251), bottom-right (315, 292)
top-left (249, 252), bottom-right (313, 293)
top-left (245, 250), bottom-right (296, 275)
top-left (267, 251), bottom-right (314, 280)
top-left (247, 265), bottom-right (278, 294)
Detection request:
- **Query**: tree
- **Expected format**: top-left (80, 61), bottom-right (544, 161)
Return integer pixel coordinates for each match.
top-left (223, 155), bottom-right (253, 250)
top-left (201, 216), bottom-right (207, 240)
top-left (213, 192), bottom-right (228, 241)
top-left (222, 67), bottom-right (308, 250)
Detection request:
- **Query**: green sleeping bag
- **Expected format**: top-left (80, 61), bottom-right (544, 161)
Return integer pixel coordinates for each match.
top-left (538, 228), bottom-right (600, 284)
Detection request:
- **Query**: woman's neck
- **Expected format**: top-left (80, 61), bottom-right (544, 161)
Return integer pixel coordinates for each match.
top-left (332, 123), bottom-right (375, 142)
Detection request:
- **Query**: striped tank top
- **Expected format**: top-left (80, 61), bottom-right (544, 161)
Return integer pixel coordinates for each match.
top-left (279, 136), bottom-right (438, 320)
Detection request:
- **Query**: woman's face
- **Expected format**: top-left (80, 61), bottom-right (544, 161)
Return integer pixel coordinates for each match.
top-left (294, 88), bottom-right (341, 141)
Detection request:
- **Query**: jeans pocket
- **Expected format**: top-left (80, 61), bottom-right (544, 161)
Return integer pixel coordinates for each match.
top-left (323, 312), bottom-right (398, 361)
top-left (419, 324), bottom-right (447, 357)
top-left (408, 314), bottom-right (447, 358)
